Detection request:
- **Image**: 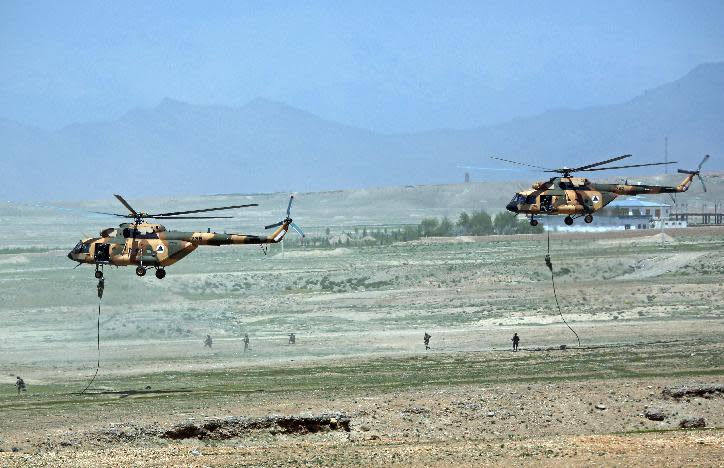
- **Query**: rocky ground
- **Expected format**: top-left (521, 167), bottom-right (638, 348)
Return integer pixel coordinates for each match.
top-left (1, 345), bottom-right (722, 466)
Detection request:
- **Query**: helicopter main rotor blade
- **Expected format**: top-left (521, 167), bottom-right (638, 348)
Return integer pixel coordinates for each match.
top-left (149, 203), bottom-right (258, 217)
top-left (457, 165), bottom-right (535, 172)
top-left (147, 215), bottom-right (235, 219)
top-left (567, 154), bottom-right (632, 172)
top-left (114, 194), bottom-right (139, 217)
top-left (576, 161), bottom-right (676, 172)
top-left (489, 156), bottom-right (551, 171)
top-left (92, 211), bottom-right (132, 218)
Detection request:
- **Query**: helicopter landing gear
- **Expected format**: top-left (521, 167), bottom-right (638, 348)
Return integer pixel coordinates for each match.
top-left (564, 216), bottom-right (574, 226)
top-left (584, 214), bottom-right (593, 224)
top-left (94, 265), bottom-right (103, 279)
top-left (530, 219), bottom-right (539, 227)
top-left (155, 268), bottom-right (166, 279)
top-left (135, 266), bottom-right (147, 277)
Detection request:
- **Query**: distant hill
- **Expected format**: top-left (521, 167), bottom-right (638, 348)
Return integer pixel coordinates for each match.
top-left (1, 63), bottom-right (722, 201)
top-left (1, 172), bottom-right (719, 250)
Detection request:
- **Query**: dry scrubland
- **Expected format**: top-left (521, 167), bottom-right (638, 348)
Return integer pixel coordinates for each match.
top-left (0, 183), bottom-right (723, 466)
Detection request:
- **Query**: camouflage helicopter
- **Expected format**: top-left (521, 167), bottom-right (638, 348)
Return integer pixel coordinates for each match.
top-left (67, 194), bottom-right (304, 279)
top-left (497, 154), bottom-right (709, 226)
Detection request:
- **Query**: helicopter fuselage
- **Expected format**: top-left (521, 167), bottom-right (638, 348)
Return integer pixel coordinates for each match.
top-left (65, 193), bottom-right (301, 278)
top-left (67, 221), bottom-right (288, 269)
top-left (506, 173), bottom-right (696, 221)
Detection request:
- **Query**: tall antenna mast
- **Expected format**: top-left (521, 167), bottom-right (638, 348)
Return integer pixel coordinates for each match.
top-left (664, 136), bottom-right (668, 174)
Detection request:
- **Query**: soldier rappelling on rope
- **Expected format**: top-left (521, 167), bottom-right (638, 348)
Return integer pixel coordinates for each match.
top-left (545, 232), bottom-right (581, 347)
top-left (97, 277), bottom-right (105, 299)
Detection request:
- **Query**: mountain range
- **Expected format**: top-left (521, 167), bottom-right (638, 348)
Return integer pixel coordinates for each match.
top-left (1, 62), bottom-right (722, 202)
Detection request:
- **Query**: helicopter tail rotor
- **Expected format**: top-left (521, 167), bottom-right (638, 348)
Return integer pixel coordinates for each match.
top-left (264, 195), bottom-right (305, 238)
top-left (677, 154), bottom-right (710, 192)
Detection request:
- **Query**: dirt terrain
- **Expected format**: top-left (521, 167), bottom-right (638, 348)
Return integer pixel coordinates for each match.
top-left (1, 192), bottom-right (723, 466)
top-left (1, 347), bottom-right (722, 466)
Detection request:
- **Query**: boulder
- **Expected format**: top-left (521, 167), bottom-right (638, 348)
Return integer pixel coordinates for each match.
top-left (644, 408), bottom-right (666, 421)
top-left (678, 417), bottom-right (706, 428)
top-left (663, 384), bottom-right (723, 399)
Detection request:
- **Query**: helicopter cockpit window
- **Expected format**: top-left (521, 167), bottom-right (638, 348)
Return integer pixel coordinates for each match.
top-left (525, 195), bottom-right (537, 204)
top-left (72, 242), bottom-right (83, 253)
top-left (78, 243), bottom-right (91, 254)
top-left (511, 194), bottom-right (526, 204)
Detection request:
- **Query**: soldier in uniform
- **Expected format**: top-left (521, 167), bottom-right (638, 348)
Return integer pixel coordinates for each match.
top-left (423, 332), bottom-right (431, 350)
top-left (204, 334), bottom-right (213, 348)
top-left (288, 333), bottom-right (296, 345)
top-left (243, 333), bottom-right (250, 352)
top-left (512, 333), bottom-right (520, 351)
top-left (15, 376), bottom-right (26, 394)
top-left (96, 277), bottom-right (105, 299)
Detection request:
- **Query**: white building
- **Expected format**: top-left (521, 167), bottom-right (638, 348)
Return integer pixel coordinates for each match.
top-left (545, 196), bottom-right (686, 231)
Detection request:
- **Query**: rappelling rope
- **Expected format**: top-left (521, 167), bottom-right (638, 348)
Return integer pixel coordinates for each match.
top-left (546, 232), bottom-right (581, 347)
top-left (80, 278), bottom-right (103, 394)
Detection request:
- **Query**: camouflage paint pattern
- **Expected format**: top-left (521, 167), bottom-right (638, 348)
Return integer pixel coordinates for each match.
top-left (507, 172), bottom-right (697, 217)
top-left (67, 221), bottom-right (290, 268)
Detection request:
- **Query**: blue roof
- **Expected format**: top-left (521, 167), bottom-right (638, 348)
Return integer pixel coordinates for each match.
top-left (608, 196), bottom-right (670, 208)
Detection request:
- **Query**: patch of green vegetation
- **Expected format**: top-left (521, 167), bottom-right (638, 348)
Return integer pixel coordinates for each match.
top-left (3, 344), bottom-right (721, 415)
top-left (613, 427), bottom-right (723, 435)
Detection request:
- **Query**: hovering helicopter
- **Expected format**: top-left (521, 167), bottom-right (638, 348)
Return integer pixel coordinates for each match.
top-left (495, 154), bottom-right (709, 226)
top-left (67, 194), bottom-right (304, 279)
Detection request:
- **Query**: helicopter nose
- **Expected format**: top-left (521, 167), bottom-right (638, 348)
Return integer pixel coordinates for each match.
top-left (67, 252), bottom-right (73, 260)
top-left (506, 202), bottom-right (519, 213)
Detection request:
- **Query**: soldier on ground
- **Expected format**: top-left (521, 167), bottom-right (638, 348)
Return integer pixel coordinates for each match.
top-left (15, 376), bottom-right (26, 395)
top-left (243, 333), bottom-right (250, 352)
top-left (204, 334), bottom-right (213, 348)
top-left (423, 332), bottom-right (431, 350)
top-left (288, 333), bottom-right (296, 345)
top-left (512, 333), bottom-right (520, 351)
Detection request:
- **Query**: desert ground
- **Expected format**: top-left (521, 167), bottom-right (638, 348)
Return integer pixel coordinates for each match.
top-left (0, 185), bottom-right (722, 466)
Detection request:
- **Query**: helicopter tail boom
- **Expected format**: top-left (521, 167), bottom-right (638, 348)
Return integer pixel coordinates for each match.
top-left (174, 224), bottom-right (289, 246)
top-left (607, 155), bottom-right (709, 195)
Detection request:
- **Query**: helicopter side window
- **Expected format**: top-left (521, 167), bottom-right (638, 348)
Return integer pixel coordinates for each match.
top-left (80, 243), bottom-right (91, 254)
top-left (525, 195), bottom-right (537, 204)
top-left (122, 228), bottom-right (143, 238)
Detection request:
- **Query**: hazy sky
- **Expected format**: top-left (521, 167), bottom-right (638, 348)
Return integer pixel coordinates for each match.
top-left (1, 0), bottom-right (723, 132)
